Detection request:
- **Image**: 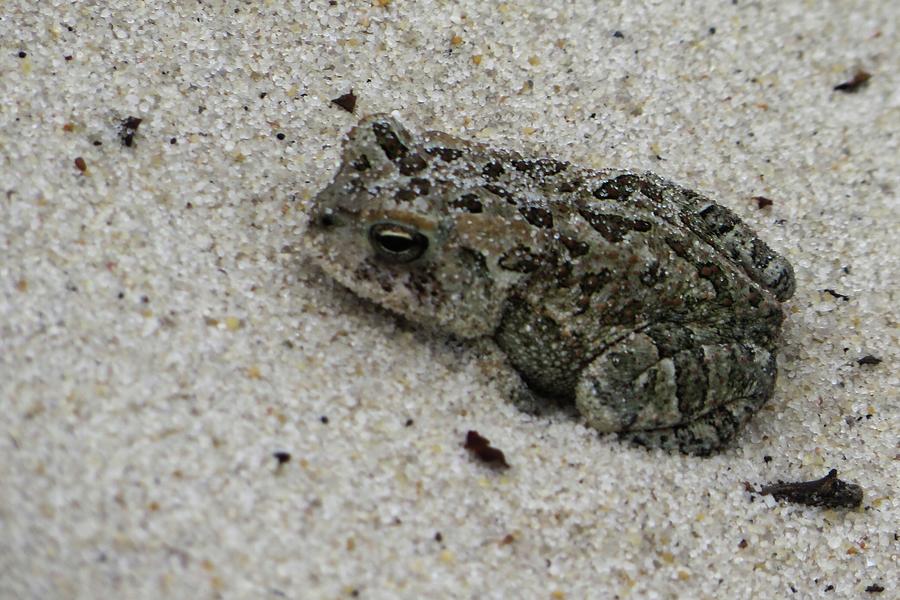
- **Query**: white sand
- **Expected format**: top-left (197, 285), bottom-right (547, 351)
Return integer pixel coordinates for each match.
top-left (1, 1), bottom-right (897, 598)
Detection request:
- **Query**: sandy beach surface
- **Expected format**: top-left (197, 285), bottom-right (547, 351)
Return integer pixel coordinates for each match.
top-left (1, 1), bottom-right (897, 598)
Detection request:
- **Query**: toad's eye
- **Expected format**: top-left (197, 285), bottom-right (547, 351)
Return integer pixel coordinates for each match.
top-left (368, 223), bottom-right (428, 263)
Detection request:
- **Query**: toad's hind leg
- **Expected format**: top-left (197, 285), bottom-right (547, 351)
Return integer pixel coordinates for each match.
top-left (618, 396), bottom-right (768, 456)
top-left (574, 330), bottom-right (777, 455)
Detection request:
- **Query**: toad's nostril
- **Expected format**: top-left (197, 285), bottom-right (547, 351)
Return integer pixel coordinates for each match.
top-left (318, 213), bottom-right (336, 228)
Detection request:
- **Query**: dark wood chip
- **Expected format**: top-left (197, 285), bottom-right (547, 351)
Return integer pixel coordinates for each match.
top-left (756, 469), bottom-right (863, 509)
top-left (857, 355), bottom-right (882, 366)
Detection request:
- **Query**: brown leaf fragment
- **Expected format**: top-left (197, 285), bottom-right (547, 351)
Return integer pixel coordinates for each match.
top-left (834, 70), bottom-right (871, 93)
top-left (331, 91), bottom-right (357, 113)
top-left (74, 156), bottom-right (87, 172)
top-left (464, 430), bottom-right (510, 469)
top-left (753, 196), bottom-right (774, 209)
top-left (757, 469), bottom-right (863, 509)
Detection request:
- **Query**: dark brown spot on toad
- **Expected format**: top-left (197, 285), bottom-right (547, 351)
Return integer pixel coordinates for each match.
top-left (398, 154), bottom-right (428, 175)
top-left (372, 121), bottom-right (408, 161)
top-left (675, 347), bottom-right (710, 417)
top-left (407, 267), bottom-right (441, 302)
top-left (558, 235), bottom-right (589, 257)
top-left (666, 237), bottom-right (691, 259)
top-left (639, 261), bottom-right (663, 286)
top-left (698, 204), bottom-right (739, 236)
top-left (580, 270), bottom-right (611, 295)
top-left (483, 184), bottom-right (516, 204)
top-left (615, 299), bottom-right (643, 325)
top-left (578, 209), bottom-right (649, 242)
top-left (632, 219), bottom-right (652, 232)
top-left (593, 174), bottom-right (644, 200)
top-left (450, 193), bottom-right (483, 213)
top-left (498, 246), bottom-right (542, 273)
top-left (426, 147), bottom-right (464, 162)
top-left (638, 181), bottom-right (664, 202)
top-left (409, 177), bottom-right (431, 196)
top-left (750, 238), bottom-right (773, 271)
top-left (557, 179), bottom-right (581, 193)
top-left (519, 206), bottom-right (553, 228)
top-left (482, 160), bottom-right (505, 180)
top-left (553, 262), bottom-right (576, 287)
top-left (512, 158), bottom-right (568, 178)
top-left (698, 263), bottom-right (730, 299)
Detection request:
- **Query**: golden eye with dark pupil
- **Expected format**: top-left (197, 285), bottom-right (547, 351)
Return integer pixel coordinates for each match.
top-left (369, 223), bottom-right (428, 263)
